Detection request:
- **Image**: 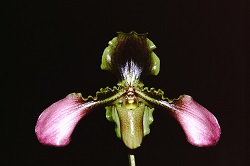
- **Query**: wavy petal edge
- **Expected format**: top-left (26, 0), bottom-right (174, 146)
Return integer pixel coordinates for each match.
top-left (135, 89), bottom-right (221, 147)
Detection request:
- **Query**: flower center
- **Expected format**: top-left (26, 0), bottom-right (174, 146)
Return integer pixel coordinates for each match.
top-left (125, 86), bottom-right (138, 110)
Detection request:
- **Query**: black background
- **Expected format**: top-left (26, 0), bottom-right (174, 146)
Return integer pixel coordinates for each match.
top-left (10, 0), bottom-right (248, 166)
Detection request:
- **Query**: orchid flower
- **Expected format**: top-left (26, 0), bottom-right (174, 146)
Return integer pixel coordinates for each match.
top-left (35, 31), bottom-right (220, 153)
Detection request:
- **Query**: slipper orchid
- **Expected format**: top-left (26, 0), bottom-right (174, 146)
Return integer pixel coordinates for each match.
top-left (35, 31), bottom-right (220, 150)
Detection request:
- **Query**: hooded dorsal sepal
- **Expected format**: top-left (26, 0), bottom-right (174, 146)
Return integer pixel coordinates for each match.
top-left (101, 31), bottom-right (160, 85)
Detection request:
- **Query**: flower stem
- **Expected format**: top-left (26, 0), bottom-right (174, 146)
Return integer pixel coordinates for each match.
top-left (128, 153), bottom-right (136, 166)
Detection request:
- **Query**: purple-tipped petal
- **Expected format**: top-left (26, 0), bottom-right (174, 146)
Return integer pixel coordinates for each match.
top-left (161, 95), bottom-right (220, 147)
top-left (172, 95), bottom-right (220, 146)
top-left (35, 93), bottom-right (98, 146)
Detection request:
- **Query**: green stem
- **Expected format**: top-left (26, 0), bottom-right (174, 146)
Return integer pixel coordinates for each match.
top-left (128, 153), bottom-right (136, 166)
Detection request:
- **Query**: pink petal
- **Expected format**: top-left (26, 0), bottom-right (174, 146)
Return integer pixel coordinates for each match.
top-left (35, 93), bottom-right (98, 146)
top-left (161, 95), bottom-right (221, 147)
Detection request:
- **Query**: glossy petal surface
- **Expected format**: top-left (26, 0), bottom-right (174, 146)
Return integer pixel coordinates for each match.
top-left (35, 93), bottom-right (98, 146)
top-left (35, 31), bottom-right (221, 149)
top-left (162, 95), bottom-right (220, 147)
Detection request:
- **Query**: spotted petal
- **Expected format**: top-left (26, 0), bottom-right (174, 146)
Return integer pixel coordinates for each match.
top-left (161, 95), bottom-right (221, 147)
top-left (35, 93), bottom-right (99, 146)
